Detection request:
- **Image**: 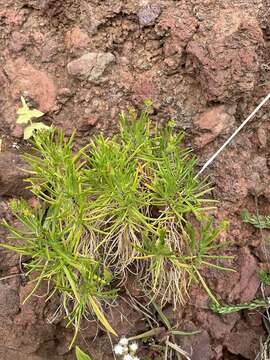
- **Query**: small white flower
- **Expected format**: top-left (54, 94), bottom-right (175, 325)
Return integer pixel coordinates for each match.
top-left (129, 342), bottom-right (138, 353)
top-left (119, 337), bottom-right (129, 346)
top-left (123, 355), bottom-right (134, 360)
top-left (114, 344), bottom-right (124, 355)
top-left (133, 357), bottom-right (140, 360)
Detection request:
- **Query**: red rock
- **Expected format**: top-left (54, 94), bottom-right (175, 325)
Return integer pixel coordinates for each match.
top-left (157, 8), bottom-right (197, 70)
top-left (209, 135), bottom-right (253, 206)
top-left (0, 152), bottom-right (30, 197)
top-left (189, 285), bottom-right (209, 309)
top-left (178, 328), bottom-right (213, 360)
top-left (227, 247), bottom-right (260, 302)
top-left (224, 322), bottom-right (265, 359)
top-left (31, 31), bottom-right (44, 45)
top-left (194, 105), bottom-right (236, 147)
top-left (132, 74), bottom-right (159, 104)
top-left (196, 311), bottom-right (240, 339)
top-left (187, 8), bottom-right (264, 102)
top-left (77, 116), bottom-right (99, 131)
top-left (64, 26), bottom-right (90, 53)
top-left (254, 233), bottom-right (270, 262)
top-left (158, 8), bottom-right (197, 56)
top-left (4, 58), bottom-right (56, 113)
top-left (0, 284), bottom-right (20, 317)
top-left (85, 117), bottom-right (98, 126)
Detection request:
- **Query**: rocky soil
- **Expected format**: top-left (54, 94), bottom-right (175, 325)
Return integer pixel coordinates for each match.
top-left (1, 0), bottom-right (270, 359)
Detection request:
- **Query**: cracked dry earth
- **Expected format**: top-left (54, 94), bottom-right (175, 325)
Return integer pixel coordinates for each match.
top-left (1, 0), bottom-right (270, 359)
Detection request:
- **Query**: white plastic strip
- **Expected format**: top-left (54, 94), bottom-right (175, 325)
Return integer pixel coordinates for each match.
top-left (197, 92), bottom-right (270, 176)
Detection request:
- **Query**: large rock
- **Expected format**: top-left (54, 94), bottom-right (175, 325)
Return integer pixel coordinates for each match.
top-left (67, 52), bottom-right (115, 83)
top-left (224, 321), bottom-right (265, 359)
top-left (194, 105), bottom-right (236, 147)
top-left (215, 247), bottom-right (260, 303)
top-left (178, 328), bottom-right (212, 360)
top-left (0, 284), bottom-right (20, 317)
top-left (4, 58), bottom-right (56, 113)
top-left (0, 152), bottom-right (29, 197)
top-left (187, 8), bottom-right (264, 102)
top-left (156, 7), bottom-right (197, 71)
top-left (196, 311), bottom-right (240, 340)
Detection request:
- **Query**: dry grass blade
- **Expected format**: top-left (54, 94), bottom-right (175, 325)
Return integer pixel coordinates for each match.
top-left (166, 340), bottom-right (192, 360)
top-left (256, 337), bottom-right (270, 360)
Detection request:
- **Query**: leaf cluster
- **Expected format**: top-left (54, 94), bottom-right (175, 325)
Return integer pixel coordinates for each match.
top-left (17, 96), bottom-right (50, 139)
top-left (242, 210), bottom-right (270, 230)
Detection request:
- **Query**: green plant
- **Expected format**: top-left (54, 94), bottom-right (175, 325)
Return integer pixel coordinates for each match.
top-left (242, 210), bottom-right (270, 229)
top-left (2, 131), bottom-right (117, 348)
top-left (76, 346), bottom-right (92, 360)
top-left (242, 210), bottom-right (270, 284)
top-left (17, 96), bottom-right (51, 139)
top-left (136, 219), bottom-right (232, 307)
top-left (2, 103), bottom-right (232, 347)
top-left (210, 299), bottom-right (270, 315)
top-left (259, 270), bottom-right (270, 285)
top-left (83, 105), bottom-right (232, 306)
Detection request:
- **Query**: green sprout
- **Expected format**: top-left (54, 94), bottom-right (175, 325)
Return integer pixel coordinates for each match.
top-left (210, 299), bottom-right (270, 315)
top-left (242, 210), bottom-right (270, 229)
top-left (16, 96), bottom-right (51, 139)
top-left (76, 346), bottom-right (92, 360)
top-left (259, 270), bottom-right (270, 286)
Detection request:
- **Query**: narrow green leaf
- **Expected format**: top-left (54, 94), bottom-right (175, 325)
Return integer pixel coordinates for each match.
top-left (152, 301), bottom-right (171, 330)
top-left (75, 346), bottom-right (92, 360)
top-left (88, 296), bottom-right (117, 336)
top-left (128, 327), bottom-right (163, 341)
top-left (63, 266), bottom-right (80, 302)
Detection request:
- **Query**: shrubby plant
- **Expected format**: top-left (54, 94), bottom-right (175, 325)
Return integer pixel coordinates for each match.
top-left (2, 103), bottom-right (232, 347)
